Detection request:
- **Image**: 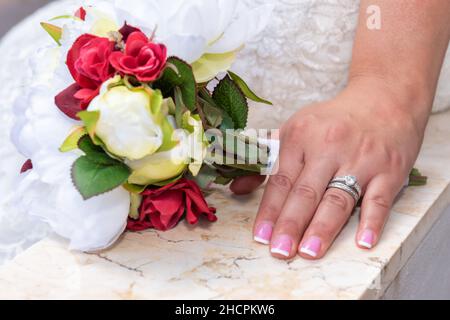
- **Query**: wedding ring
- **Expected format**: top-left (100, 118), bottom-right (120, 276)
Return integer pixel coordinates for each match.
top-left (330, 175), bottom-right (362, 195)
top-left (327, 175), bottom-right (361, 204)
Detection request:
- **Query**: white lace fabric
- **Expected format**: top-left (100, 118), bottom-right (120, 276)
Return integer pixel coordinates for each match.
top-left (233, 0), bottom-right (450, 129)
top-left (0, 0), bottom-right (449, 264)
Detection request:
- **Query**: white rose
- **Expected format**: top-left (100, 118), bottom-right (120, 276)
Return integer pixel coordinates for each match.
top-left (126, 113), bottom-right (208, 185)
top-left (87, 79), bottom-right (164, 161)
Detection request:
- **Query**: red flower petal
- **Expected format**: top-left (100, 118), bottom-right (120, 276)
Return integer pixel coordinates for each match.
top-left (127, 179), bottom-right (217, 232)
top-left (125, 32), bottom-right (150, 55)
top-left (55, 83), bottom-right (86, 120)
top-left (119, 23), bottom-right (142, 42)
top-left (150, 191), bottom-right (184, 230)
top-left (67, 34), bottom-right (99, 89)
top-left (75, 7), bottom-right (87, 21)
top-left (109, 32), bottom-right (167, 82)
top-left (20, 159), bottom-right (33, 174)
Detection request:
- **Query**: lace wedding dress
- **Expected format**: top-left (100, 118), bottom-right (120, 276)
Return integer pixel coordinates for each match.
top-left (0, 0), bottom-right (449, 264)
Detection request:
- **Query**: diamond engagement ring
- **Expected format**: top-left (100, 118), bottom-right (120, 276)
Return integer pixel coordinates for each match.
top-left (327, 175), bottom-right (362, 204)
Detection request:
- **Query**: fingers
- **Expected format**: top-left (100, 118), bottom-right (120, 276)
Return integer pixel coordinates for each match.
top-left (298, 171), bottom-right (368, 260)
top-left (269, 161), bottom-right (337, 259)
top-left (355, 174), bottom-right (403, 250)
top-left (298, 188), bottom-right (355, 259)
top-left (230, 175), bottom-right (266, 195)
top-left (253, 142), bottom-right (305, 245)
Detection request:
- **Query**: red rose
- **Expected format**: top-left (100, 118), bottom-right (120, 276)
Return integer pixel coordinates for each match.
top-left (127, 179), bottom-right (217, 232)
top-left (55, 34), bottom-right (116, 119)
top-left (109, 31), bottom-right (167, 82)
top-left (68, 34), bottom-right (115, 94)
top-left (118, 23), bottom-right (142, 42)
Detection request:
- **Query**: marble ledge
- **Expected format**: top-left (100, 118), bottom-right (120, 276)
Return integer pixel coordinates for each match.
top-left (0, 111), bottom-right (450, 300)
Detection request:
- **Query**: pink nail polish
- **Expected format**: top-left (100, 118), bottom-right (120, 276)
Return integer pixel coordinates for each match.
top-left (270, 235), bottom-right (292, 257)
top-left (358, 229), bottom-right (375, 249)
top-left (254, 222), bottom-right (273, 245)
top-left (300, 236), bottom-right (322, 258)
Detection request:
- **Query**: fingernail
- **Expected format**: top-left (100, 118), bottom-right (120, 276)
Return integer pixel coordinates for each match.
top-left (358, 229), bottom-right (375, 249)
top-left (300, 236), bottom-right (322, 258)
top-left (254, 222), bottom-right (273, 245)
top-left (270, 235), bottom-right (292, 257)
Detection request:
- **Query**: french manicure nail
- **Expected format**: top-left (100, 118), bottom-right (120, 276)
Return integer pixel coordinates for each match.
top-left (300, 236), bottom-right (322, 258)
top-left (270, 235), bottom-right (292, 257)
top-left (254, 222), bottom-right (273, 245)
top-left (358, 229), bottom-right (375, 249)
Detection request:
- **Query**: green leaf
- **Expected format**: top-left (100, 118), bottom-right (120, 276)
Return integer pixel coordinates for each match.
top-left (154, 57), bottom-right (197, 111)
top-left (192, 165), bottom-right (219, 189)
top-left (212, 75), bottom-right (248, 129)
top-left (123, 183), bottom-right (147, 194)
top-left (174, 87), bottom-right (186, 128)
top-left (409, 168), bottom-right (428, 186)
top-left (77, 110), bottom-right (103, 145)
top-left (71, 156), bottom-right (131, 200)
top-left (77, 135), bottom-right (117, 165)
top-left (151, 172), bottom-right (185, 187)
top-left (228, 71), bottom-right (272, 105)
top-left (59, 126), bottom-right (87, 152)
top-left (40, 22), bottom-right (62, 46)
top-left (219, 112), bottom-right (235, 130)
top-left (214, 176), bottom-right (233, 186)
top-left (202, 102), bottom-right (223, 128)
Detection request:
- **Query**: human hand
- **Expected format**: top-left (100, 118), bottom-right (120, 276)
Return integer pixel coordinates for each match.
top-left (232, 78), bottom-right (427, 260)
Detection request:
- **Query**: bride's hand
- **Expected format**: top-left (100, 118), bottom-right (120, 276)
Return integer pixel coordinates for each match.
top-left (232, 78), bottom-right (427, 259)
top-left (231, 0), bottom-right (450, 259)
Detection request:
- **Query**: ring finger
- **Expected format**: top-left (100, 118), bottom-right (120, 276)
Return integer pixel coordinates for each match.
top-left (298, 170), bottom-right (369, 259)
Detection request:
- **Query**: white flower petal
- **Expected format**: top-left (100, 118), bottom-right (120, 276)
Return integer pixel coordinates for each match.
top-left (207, 4), bottom-right (274, 54)
top-left (88, 83), bottom-right (163, 160)
top-left (164, 34), bottom-right (207, 63)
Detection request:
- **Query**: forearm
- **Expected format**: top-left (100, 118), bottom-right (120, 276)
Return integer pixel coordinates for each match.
top-left (349, 0), bottom-right (450, 128)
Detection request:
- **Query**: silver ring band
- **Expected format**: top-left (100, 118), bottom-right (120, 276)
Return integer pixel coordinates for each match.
top-left (327, 182), bottom-right (360, 204)
top-left (330, 175), bottom-right (362, 195)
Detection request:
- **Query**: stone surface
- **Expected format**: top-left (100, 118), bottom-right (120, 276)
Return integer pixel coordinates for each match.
top-left (0, 110), bottom-right (449, 300)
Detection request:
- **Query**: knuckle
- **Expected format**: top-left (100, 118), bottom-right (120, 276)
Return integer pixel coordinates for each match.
top-left (387, 149), bottom-right (406, 169)
top-left (290, 114), bottom-right (317, 133)
top-left (323, 190), bottom-right (351, 210)
top-left (367, 195), bottom-right (391, 210)
top-left (324, 121), bottom-right (351, 144)
top-left (291, 184), bottom-right (318, 202)
top-left (359, 136), bottom-right (377, 154)
top-left (309, 220), bottom-right (335, 236)
top-left (275, 218), bottom-right (301, 233)
top-left (258, 203), bottom-right (281, 218)
top-left (268, 173), bottom-right (293, 190)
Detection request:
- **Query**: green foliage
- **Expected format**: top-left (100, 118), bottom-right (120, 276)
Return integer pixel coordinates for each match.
top-left (40, 22), bottom-right (62, 46)
top-left (409, 168), bottom-right (428, 186)
top-left (212, 75), bottom-right (248, 129)
top-left (71, 136), bottom-right (131, 200)
top-left (228, 71), bottom-right (272, 105)
top-left (154, 57), bottom-right (197, 111)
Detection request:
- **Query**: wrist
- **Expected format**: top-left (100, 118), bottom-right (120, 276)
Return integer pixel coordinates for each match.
top-left (345, 74), bottom-right (432, 133)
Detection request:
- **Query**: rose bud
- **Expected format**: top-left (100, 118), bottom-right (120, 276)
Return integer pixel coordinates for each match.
top-left (126, 112), bottom-right (208, 185)
top-left (87, 77), bottom-right (165, 160)
top-left (109, 31), bottom-right (167, 82)
top-left (86, 78), bottom-right (207, 186)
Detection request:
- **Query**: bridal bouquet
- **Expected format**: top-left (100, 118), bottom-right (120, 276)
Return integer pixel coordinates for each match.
top-left (11, 0), bottom-right (275, 252)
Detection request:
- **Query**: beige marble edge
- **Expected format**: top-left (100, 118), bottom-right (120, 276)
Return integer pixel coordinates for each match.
top-left (0, 112), bottom-right (449, 300)
top-left (361, 183), bottom-right (450, 299)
